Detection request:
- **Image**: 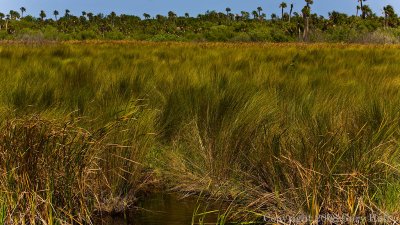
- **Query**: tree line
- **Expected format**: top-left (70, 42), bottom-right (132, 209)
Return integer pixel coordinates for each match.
top-left (1, 0), bottom-right (399, 43)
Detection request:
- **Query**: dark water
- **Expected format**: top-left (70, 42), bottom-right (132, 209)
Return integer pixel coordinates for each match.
top-left (97, 193), bottom-right (228, 225)
top-left (96, 194), bottom-right (400, 225)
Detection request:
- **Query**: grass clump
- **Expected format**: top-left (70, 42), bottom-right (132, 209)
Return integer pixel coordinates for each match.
top-left (0, 115), bottom-right (98, 223)
top-left (0, 109), bottom-right (157, 223)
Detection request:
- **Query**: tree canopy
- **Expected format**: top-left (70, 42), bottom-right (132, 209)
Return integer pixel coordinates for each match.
top-left (1, 3), bottom-right (399, 43)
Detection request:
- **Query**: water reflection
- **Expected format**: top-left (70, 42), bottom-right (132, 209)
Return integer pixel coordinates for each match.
top-left (98, 193), bottom-right (226, 225)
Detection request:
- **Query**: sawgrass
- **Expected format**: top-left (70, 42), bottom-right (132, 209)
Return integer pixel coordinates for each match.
top-left (0, 42), bottom-right (399, 223)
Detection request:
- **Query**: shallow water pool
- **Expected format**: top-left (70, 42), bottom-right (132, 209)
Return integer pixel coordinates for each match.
top-left (97, 193), bottom-right (228, 225)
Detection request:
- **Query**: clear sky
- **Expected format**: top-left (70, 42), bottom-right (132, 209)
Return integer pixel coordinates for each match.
top-left (0, 0), bottom-right (399, 18)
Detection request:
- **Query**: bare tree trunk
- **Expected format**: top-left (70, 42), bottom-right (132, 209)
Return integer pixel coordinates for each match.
top-left (360, 1), bottom-right (365, 19)
top-left (298, 26), bottom-right (302, 40)
top-left (385, 15), bottom-right (388, 29)
top-left (303, 17), bottom-right (309, 41)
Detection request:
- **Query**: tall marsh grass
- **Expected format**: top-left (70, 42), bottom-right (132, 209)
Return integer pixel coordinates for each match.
top-left (0, 42), bottom-right (399, 223)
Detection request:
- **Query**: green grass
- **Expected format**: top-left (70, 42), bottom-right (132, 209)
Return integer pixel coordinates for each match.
top-left (0, 42), bottom-right (399, 223)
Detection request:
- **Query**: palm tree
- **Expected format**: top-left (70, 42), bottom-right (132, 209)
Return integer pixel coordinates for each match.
top-left (40, 10), bottom-right (46, 21)
top-left (143, 13), bottom-right (150, 20)
top-left (156, 14), bottom-right (165, 22)
top-left (257, 7), bottom-right (263, 17)
top-left (271, 13), bottom-right (277, 21)
top-left (280, 2), bottom-right (288, 20)
top-left (252, 10), bottom-right (259, 19)
top-left (97, 13), bottom-right (105, 19)
top-left (82, 11), bottom-right (87, 17)
top-left (358, 0), bottom-right (367, 19)
top-left (65, 9), bottom-right (70, 18)
top-left (0, 13), bottom-right (4, 30)
top-left (87, 12), bottom-right (94, 21)
top-left (289, 4), bottom-right (294, 22)
top-left (20, 7), bottom-right (26, 18)
top-left (383, 5), bottom-right (396, 28)
top-left (361, 5), bottom-right (372, 18)
top-left (226, 7), bottom-right (231, 16)
top-left (5, 14), bottom-right (10, 32)
top-left (241, 11), bottom-right (250, 20)
top-left (53, 10), bottom-right (59, 20)
top-left (261, 13), bottom-right (267, 20)
top-left (184, 13), bottom-right (190, 18)
top-left (228, 13), bottom-right (235, 20)
top-left (9, 10), bottom-right (15, 20)
top-left (383, 6), bottom-right (389, 28)
top-left (168, 11), bottom-right (177, 20)
top-left (302, 0), bottom-right (313, 41)
top-left (9, 10), bottom-right (20, 20)
top-left (356, 5), bottom-right (361, 17)
top-left (109, 11), bottom-right (116, 26)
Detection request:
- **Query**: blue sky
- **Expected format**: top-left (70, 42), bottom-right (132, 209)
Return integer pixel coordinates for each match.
top-left (0, 0), bottom-right (399, 18)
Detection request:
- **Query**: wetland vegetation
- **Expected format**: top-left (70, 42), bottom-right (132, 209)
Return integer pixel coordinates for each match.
top-left (0, 42), bottom-right (399, 224)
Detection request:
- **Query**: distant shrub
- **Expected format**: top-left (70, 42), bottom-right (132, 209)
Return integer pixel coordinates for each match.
top-left (323, 26), bottom-right (359, 42)
top-left (16, 28), bottom-right (45, 42)
top-left (43, 26), bottom-right (61, 40)
top-left (204, 25), bottom-right (234, 41)
top-left (0, 30), bottom-right (9, 39)
top-left (270, 28), bottom-right (292, 42)
top-left (248, 27), bottom-right (273, 41)
top-left (77, 30), bottom-right (98, 40)
top-left (389, 28), bottom-right (400, 38)
top-left (230, 32), bottom-right (251, 42)
top-left (148, 33), bottom-right (185, 42)
top-left (182, 32), bottom-right (204, 42)
top-left (104, 31), bottom-right (125, 40)
top-left (356, 29), bottom-right (399, 44)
